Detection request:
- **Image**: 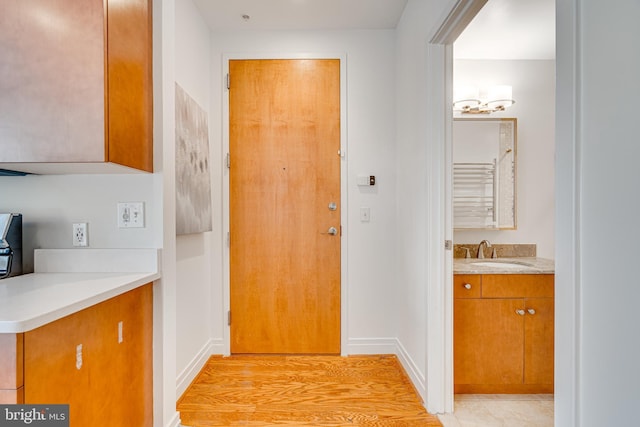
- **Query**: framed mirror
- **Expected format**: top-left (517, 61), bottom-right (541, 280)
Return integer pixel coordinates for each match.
top-left (453, 118), bottom-right (517, 230)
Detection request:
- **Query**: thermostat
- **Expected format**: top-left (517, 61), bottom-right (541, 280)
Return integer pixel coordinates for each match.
top-left (357, 175), bottom-right (376, 186)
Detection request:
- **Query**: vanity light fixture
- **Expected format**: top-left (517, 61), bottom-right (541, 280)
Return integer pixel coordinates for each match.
top-left (453, 85), bottom-right (515, 114)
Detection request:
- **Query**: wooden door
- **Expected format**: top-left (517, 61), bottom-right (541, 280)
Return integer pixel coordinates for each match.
top-left (454, 298), bottom-right (524, 388)
top-left (229, 59), bottom-right (341, 354)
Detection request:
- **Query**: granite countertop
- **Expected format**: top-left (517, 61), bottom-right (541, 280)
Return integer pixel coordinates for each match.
top-left (0, 249), bottom-right (161, 333)
top-left (453, 257), bottom-right (555, 275)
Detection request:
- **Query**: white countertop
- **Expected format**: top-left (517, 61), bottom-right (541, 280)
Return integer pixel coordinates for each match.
top-left (0, 249), bottom-right (161, 333)
top-left (453, 257), bottom-right (555, 275)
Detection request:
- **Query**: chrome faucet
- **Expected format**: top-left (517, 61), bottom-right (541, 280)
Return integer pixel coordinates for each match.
top-left (477, 240), bottom-right (492, 259)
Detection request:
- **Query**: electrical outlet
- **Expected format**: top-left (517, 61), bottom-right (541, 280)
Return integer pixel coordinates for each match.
top-left (73, 223), bottom-right (88, 247)
top-left (117, 202), bottom-right (144, 228)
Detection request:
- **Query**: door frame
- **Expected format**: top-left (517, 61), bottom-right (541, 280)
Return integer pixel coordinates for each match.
top-left (425, 0), bottom-right (489, 414)
top-left (221, 53), bottom-right (349, 356)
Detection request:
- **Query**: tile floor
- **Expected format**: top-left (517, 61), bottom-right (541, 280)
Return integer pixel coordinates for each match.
top-left (438, 394), bottom-right (554, 427)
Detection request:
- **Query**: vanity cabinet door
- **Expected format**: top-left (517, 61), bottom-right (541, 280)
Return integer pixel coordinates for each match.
top-left (454, 298), bottom-right (524, 387)
top-left (524, 297), bottom-right (554, 386)
top-left (454, 273), bottom-right (554, 393)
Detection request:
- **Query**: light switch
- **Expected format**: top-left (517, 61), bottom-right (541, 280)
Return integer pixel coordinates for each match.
top-left (360, 207), bottom-right (371, 222)
top-left (117, 202), bottom-right (145, 228)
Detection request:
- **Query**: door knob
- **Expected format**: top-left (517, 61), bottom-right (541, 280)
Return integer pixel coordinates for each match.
top-left (327, 226), bottom-right (338, 236)
top-left (464, 283), bottom-right (472, 290)
top-left (527, 308), bottom-right (536, 315)
top-left (328, 202), bottom-right (337, 211)
top-left (515, 309), bottom-right (526, 316)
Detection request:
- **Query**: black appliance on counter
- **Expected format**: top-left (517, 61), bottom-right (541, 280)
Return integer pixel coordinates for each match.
top-left (0, 213), bottom-right (22, 279)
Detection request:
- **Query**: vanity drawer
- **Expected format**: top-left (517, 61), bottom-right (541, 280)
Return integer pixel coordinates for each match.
top-left (454, 275), bottom-right (481, 298)
top-left (482, 274), bottom-right (554, 298)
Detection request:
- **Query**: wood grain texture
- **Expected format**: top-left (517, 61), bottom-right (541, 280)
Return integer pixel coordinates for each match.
top-left (524, 297), bottom-right (554, 386)
top-left (454, 274), bottom-right (554, 394)
top-left (229, 59), bottom-right (341, 354)
top-left (454, 298), bottom-right (524, 386)
top-left (177, 355), bottom-right (442, 426)
top-left (106, 0), bottom-right (153, 171)
top-left (481, 274), bottom-right (554, 298)
top-left (453, 274), bottom-right (481, 298)
top-left (24, 284), bottom-right (153, 426)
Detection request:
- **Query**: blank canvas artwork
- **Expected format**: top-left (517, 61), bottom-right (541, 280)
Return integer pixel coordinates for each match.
top-left (175, 83), bottom-right (212, 235)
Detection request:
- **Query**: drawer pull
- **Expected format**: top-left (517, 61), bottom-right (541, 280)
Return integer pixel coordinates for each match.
top-left (515, 309), bottom-right (526, 316)
top-left (527, 308), bottom-right (536, 315)
top-left (464, 283), bottom-right (472, 290)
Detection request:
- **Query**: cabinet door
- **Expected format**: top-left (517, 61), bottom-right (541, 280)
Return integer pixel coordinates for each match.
top-left (25, 285), bottom-right (153, 426)
top-left (524, 297), bottom-right (554, 386)
top-left (454, 298), bottom-right (524, 387)
top-left (92, 284), bottom-right (153, 425)
top-left (24, 304), bottom-right (94, 424)
top-left (0, 0), bottom-right (105, 163)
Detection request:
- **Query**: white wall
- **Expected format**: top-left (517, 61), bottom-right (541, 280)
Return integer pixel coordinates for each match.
top-left (394, 0), bottom-right (459, 404)
top-left (556, 0), bottom-right (640, 425)
top-left (0, 173), bottom-right (161, 272)
top-left (173, 0), bottom-right (221, 398)
top-left (208, 30), bottom-right (399, 354)
top-left (453, 59), bottom-right (555, 259)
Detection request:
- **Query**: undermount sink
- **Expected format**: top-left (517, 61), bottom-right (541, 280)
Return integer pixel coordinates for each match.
top-left (471, 261), bottom-right (535, 269)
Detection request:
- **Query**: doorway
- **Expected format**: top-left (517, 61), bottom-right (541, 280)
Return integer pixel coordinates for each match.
top-left (426, 0), bottom-right (556, 417)
top-left (228, 59), bottom-right (342, 354)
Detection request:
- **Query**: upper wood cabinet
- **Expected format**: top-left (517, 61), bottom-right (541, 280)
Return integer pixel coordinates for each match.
top-left (0, 0), bottom-right (153, 174)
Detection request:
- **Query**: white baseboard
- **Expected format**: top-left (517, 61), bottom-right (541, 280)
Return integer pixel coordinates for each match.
top-left (166, 412), bottom-right (182, 427)
top-left (347, 337), bottom-right (426, 402)
top-left (394, 339), bottom-right (427, 401)
top-left (346, 337), bottom-right (398, 355)
top-left (176, 338), bottom-right (221, 398)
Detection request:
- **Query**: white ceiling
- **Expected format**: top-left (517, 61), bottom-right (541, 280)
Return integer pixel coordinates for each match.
top-left (454, 0), bottom-right (555, 60)
top-left (190, 0), bottom-right (555, 60)
top-left (191, 0), bottom-right (408, 31)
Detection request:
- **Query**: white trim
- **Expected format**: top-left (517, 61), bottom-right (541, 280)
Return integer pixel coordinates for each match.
top-left (395, 339), bottom-right (427, 400)
top-left (424, 0), bottom-right (488, 414)
top-left (220, 53), bottom-right (349, 356)
top-left (175, 338), bottom-right (217, 398)
top-left (424, 41), bottom-right (449, 415)
top-left (346, 337), bottom-right (399, 355)
top-left (555, 0), bottom-right (580, 425)
top-left (166, 413), bottom-right (182, 427)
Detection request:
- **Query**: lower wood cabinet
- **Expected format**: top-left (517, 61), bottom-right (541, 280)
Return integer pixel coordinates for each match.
top-left (0, 284), bottom-right (152, 426)
top-left (454, 274), bottom-right (554, 393)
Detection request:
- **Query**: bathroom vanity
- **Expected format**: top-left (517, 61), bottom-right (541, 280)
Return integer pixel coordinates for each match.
top-left (453, 258), bottom-right (554, 393)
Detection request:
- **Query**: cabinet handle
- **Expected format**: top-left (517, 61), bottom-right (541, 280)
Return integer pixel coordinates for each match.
top-left (527, 308), bottom-right (536, 315)
top-left (464, 283), bottom-right (472, 290)
top-left (515, 309), bottom-right (526, 316)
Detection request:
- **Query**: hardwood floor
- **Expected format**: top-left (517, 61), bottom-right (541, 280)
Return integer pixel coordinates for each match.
top-left (177, 355), bottom-right (443, 426)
